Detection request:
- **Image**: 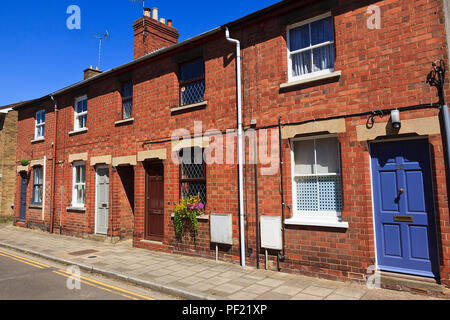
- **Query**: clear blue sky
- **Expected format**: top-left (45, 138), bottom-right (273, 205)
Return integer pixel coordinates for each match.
top-left (0, 0), bottom-right (279, 106)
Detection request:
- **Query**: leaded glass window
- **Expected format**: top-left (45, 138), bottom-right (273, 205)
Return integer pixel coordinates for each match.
top-left (180, 147), bottom-right (206, 204)
top-left (122, 81), bottom-right (133, 119)
top-left (180, 59), bottom-right (205, 106)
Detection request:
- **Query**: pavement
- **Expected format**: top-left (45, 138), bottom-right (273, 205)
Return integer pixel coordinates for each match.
top-left (0, 223), bottom-right (444, 300)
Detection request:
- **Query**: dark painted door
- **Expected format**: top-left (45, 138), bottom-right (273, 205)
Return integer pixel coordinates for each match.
top-left (19, 173), bottom-right (28, 222)
top-left (146, 161), bottom-right (164, 241)
top-left (371, 139), bottom-right (440, 278)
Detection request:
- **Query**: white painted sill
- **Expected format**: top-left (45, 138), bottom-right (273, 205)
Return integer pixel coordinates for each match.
top-left (280, 71), bottom-right (342, 89)
top-left (170, 100), bottom-right (208, 113)
top-left (69, 128), bottom-right (88, 136)
top-left (170, 213), bottom-right (209, 221)
top-left (114, 118), bottom-right (134, 126)
top-left (31, 138), bottom-right (45, 144)
top-left (285, 217), bottom-right (348, 229)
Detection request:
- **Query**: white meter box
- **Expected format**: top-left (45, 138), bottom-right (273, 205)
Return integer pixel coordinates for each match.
top-left (210, 213), bottom-right (233, 245)
top-left (260, 215), bottom-right (282, 250)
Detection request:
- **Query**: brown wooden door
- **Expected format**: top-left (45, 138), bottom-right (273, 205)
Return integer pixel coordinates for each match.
top-left (145, 161), bottom-right (164, 241)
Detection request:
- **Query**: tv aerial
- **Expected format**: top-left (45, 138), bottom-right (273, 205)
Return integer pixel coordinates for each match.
top-left (92, 30), bottom-right (110, 70)
top-left (129, 0), bottom-right (147, 38)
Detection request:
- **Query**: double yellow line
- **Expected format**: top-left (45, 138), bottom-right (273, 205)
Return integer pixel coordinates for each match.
top-left (0, 248), bottom-right (155, 300)
top-left (0, 248), bottom-right (50, 269)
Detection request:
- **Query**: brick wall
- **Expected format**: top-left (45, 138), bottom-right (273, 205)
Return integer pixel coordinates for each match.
top-left (14, 0), bottom-right (450, 287)
top-left (0, 110), bottom-right (17, 220)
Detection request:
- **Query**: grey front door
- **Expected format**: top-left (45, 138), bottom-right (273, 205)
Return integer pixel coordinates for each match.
top-left (96, 166), bottom-right (109, 235)
top-left (19, 173), bottom-right (28, 222)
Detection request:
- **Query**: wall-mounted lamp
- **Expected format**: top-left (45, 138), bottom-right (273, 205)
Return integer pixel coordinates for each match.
top-left (391, 109), bottom-right (401, 130)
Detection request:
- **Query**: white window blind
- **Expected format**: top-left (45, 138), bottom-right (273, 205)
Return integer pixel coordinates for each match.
top-left (293, 137), bottom-right (343, 215)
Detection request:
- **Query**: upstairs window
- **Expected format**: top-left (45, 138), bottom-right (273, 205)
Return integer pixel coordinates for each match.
top-left (287, 13), bottom-right (335, 82)
top-left (180, 59), bottom-right (205, 106)
top-left (122, 81), bottom-right (133, 119)
top-left (180, 147), bottom-right (206, 204)
top-left (74, 96), bottom-right (88, 131)
top-left (35, 110), bottom-right (45, 139)
top-left (32, 166), bottom-right (43, 205)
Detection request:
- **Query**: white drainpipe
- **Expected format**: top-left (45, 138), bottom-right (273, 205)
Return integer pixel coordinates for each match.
top-left (225, 27), bottom-right (246, 267)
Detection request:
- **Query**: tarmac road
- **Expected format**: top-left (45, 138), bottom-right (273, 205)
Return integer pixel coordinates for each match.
top-left (0, 247), bottom-right (181, 300)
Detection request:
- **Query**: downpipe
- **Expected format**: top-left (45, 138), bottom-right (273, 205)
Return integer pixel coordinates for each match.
top-left (277, 117), bottom-right (286, 270)
top-left (49, 95), bottom-right (58, 234)
top-left (225, 27), bottom-right (246, 267)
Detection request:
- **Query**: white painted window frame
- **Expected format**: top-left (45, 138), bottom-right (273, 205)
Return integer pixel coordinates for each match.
top-left (32, 166), bottom-right (43, 205)
top-left (35, 109), bottom-right (45, 139)
top-left (72, 161), bottom-right (86, 208)
top-left (287, 134), bottom-right (347, 228)
top-left (286, 12), bottom-right (335, 83)
top-left (74, 95), bottom-right (88, 131)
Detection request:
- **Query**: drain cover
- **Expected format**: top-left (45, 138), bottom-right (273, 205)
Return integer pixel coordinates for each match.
top-left (68, 249), bottom-right (99, 256)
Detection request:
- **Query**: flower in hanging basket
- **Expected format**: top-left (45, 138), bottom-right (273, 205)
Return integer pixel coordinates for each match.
top-left (173, 195), bottom-right (205, 237)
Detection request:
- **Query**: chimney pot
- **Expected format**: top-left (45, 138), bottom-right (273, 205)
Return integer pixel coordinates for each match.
top-left (160, 18), bottom-right (166, 24)
top-left (152, 8), bottom-right (158, 21)
top-left (167, 19), bottom-right (173, 27)
top-left (144, 8), bottom-right (151, 18)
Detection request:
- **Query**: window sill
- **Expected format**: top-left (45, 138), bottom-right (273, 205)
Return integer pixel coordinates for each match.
top-left (170, 213), bottom-right (209, 221)
top-left (285, 217), bottom-right (348, 229)
top-left (114, 118), bottom-right (134, 126)
top-left (31, 138), bottom-right (45, 144)
top-left (69, 128), bottom-right (88, 136)
top-left (29, 205), bottom-right (43, 209)
top-left (170, 100), bottom-right (208, 113)
top-left (66, 206), bottom-right (86, 213)
top-left (280, 71), bottom-right (342, 90)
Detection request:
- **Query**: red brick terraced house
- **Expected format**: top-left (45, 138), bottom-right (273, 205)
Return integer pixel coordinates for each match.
top-left (13, 0), bottom-right (450, 294)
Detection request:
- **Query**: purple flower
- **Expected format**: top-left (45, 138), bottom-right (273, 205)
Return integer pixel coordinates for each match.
top-left (195, 203), bottom-right (204, 210)
top-left (187, 204), bottom-right (195, 211)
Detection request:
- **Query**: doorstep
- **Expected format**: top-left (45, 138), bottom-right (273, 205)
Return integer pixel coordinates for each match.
top-left (378, 270), bottom-right (446, 296)
top-left (87, 234), bottom-right (120, 244)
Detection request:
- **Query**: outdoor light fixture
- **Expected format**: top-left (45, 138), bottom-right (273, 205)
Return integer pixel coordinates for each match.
top-left (391, 109), bottom-right (401, 130)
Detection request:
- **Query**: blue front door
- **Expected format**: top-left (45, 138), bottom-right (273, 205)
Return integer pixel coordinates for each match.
top-left (19, 173), bottom-right (28, 222)
top-left (371, 139), bottom-right (439, 278)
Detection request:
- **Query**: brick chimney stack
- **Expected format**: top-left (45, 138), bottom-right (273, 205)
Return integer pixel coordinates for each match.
top-left (84, 66), bottom-right (102, 80)
top-left (133, 8), bottom-right (179, 59)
